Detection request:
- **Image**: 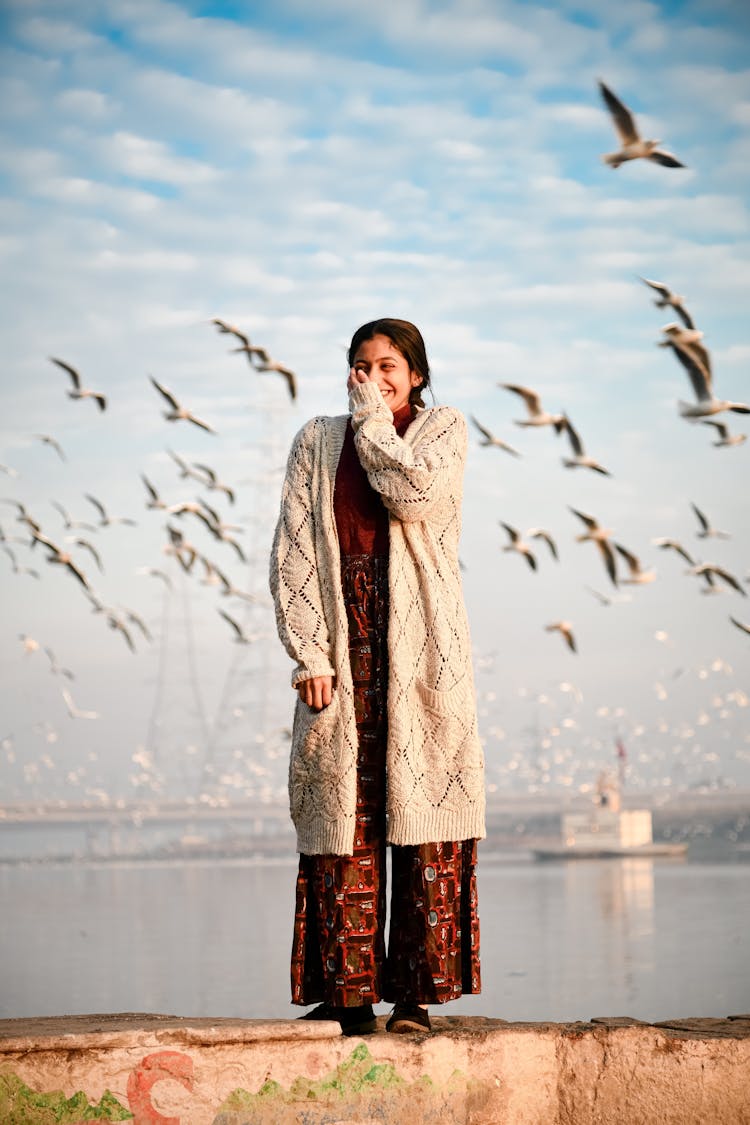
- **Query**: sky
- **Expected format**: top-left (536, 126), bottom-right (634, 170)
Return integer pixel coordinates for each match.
top-left (1, 0), bottom-right (749, 811)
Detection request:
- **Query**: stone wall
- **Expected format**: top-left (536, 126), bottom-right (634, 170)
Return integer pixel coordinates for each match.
top-left (1, 1012), bottom-right (749, 1124)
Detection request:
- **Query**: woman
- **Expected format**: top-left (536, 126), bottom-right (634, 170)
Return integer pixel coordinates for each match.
top-left (270, 318), bottom-right (485, 1034)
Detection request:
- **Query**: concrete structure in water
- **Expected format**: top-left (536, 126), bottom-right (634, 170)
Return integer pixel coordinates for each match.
top-left (1, 1012), bottom-right (749, 1123)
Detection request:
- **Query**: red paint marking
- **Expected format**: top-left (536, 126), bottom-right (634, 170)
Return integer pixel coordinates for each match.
top-left (126, 1050), bottom-right (195, 1125)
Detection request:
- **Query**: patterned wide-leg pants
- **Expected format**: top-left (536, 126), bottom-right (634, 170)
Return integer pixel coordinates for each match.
top-left (290, 554), bottom-right (481, 1008)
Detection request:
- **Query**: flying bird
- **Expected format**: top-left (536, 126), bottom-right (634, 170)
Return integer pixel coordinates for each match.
top-left (136, 565), bottom-right (173, 590)
top-left (498, 384), bottom-right (566, 431)
top-left (34, 434), bottom-right (66, 461)
top-left (141, 475), bottom-right (168, 510)
top-left (61, 686), bottom-right (99, 720)
top-left (248, 346), bottom-right (298, 402)
top-left (149, 376), bottom-right (217, 433)
top-left (218, 608), bottom-right (255, 644)
top-left (50, 358), bottom-right (107, 410)
top-left (701, 420), bottom-right (746, 448)
top-left (167, 449), bottom-right (210, 482)
top-left (560, 415), bottom-right (610, 475)
top-left (470, 416), bottom-right (520, 456)
top-left (613, 543), bottom-right (657, 585)
top-left (191, 462), bottom-right (236, 502)
top-left (44, 646), bottom-right (74, 680)
top-left (661, 338), bottom-right (750, 419)
top-left (639, 278), bottom-right (695, 329)
top-left (499, 523), bottom-right (538, 570)
top-left (66, 537), bottom-right (104, 573)
top-left (598, 80), bottom-right (685, 169)
top-left (2, 545), bottom-right (39, 579)
top-left (51, 500), bottom-right (97, 532)
top-left (569, 507), bottom-right (618, 587)
top-left (545, 621), bottom-right (577, 653)
top-left (84, 494), bottom-right (137, 528)
top-left (211, 318), bottom-right (253, 351)
top-left (688, 563), bottom-right (747, 597)
top-left (31, 531), bottom-right (91, 590)
top-left (691, 502), bottom-right (730, 540)
top-left (652, 537), bottom-right (696, 566)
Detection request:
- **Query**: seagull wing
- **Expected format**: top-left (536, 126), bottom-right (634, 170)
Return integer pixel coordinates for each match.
top-left (50, 357), bottom-right (81, 390)
top-left (529, 529), bottom-right (559, 560)
top-left (186, 413), bottom-right (216, 434)
top-left (499, 522), bottom-right (520, 545)
top-left (640, 277), bottom-right (671, 300)
top-left (500, 383), bottom-right (542, 416)
top-left (691, 502), bottom-right (709, 534)
top-left (149, 376), bottom-right (180, 411)
top-left (710, 566), bottom-right (746, 595)
top-left (569, 507), bottom-right (598, 532)
top-left (85, 493), bottom-right (108, 521)
top-left (701, 420), bottom-right (728, 440)
top-left (598, 80), bottom-right (639, 145)
top-left (648, 150), bottom-right (686, 169)
top-left (613, 542), bottom-right (640, 577)
top-left (141, 475), bottom-right (160, 503)
top-left (665, 341), bottom-right (712, 402)
top-left (471, 415), bottom-right (494, 442)
top-left (729, 616), bottom-right (750, 635)
top-left (562, 415), bottom-right (584, 456)
top-left (219, 608), bottom-right (244, 640)
top-left (598, 540), bottom-right (618, 587)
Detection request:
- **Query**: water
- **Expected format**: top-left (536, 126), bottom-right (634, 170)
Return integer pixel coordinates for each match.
top-left (2, 850), bottom-right (748, 1023)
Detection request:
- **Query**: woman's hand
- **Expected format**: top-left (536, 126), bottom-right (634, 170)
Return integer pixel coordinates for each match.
top-left (296, 674), bottom-right (336, 711)
top-left (347, 366), bottom-right (377, 393)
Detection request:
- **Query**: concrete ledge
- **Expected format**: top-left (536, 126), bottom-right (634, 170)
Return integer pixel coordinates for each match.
top-left (1, 1012), bottom-right (749, 1124)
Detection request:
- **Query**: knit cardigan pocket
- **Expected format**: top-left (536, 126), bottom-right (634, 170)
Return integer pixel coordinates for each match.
top-left (412, 675), bottom-right (484, 806)
top-left (288, 693), bottom-right (347, 827)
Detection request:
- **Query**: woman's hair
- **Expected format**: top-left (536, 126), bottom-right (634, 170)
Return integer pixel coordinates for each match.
top-left (347, 318), bottom-right (431, 408)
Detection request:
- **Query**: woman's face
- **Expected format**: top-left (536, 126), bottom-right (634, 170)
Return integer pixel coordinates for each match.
top-left (351, 334), bottom-right (421, 415)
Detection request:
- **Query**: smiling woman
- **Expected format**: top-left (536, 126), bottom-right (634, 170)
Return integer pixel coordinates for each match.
top-left (269, 317), bottom-right (485, 1036)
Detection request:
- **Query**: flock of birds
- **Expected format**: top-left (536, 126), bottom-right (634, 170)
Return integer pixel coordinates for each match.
top-left (2, 319), bottom-right (298, 730)
top-left (2, 76), bottom-right (748, 804)
top-left (464, 80), bottom-right (749, 655)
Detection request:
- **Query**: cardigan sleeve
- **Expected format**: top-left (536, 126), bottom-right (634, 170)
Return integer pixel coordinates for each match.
top-left (269, 419), bottom-right (337, 687)
top-left (349, 381), bottom-right (467, 523)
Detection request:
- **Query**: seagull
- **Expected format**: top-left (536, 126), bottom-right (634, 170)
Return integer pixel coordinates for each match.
top-left (527, 528), bottom-right (559, 561)
top-left (3, 500), bottom-right (41, 537)
top-left (651, 537), bottom-right (696, 566)
top-left (613, 543), bottom-right (657, 585)
top-left (51, 501), bottom-right (97, 532)
top-left (191, 462), bottom-right (236, 502)
top-left (84, 494), bottom-right (137, 528)
top-left (598, 80), bottom-right (685, 169)
top-left (211, 318), bottom-right (253, 351)
top-left (200, 558), bottom-right (257, 602)
top-left (30, 531), bottom-right (91, 590)
top-left (44, 647), bottom-right (74, 680)
top-left (545, 621), bottom-right (577, 653)
top-left (104, 612), bottom-right (136, 652)
top-left (691, 502), bottom-right (730, 540)
top-left (569, 507), bottom-right (618, 587)
top-left (50, 358), bottom-right (107, 410)
top-left (218, 608), bottom-right (255, 644)
top-left (0, 462), bottom-right (19, 478)
top-left (639, 278), bottom-right (695, 329)
top-left (65, 536), bottom-right (104, 573)
top-left (19, 633), bottom-right (41, 654)
top-left (701, 420), bottom-right (747, 448)
top-left (560, 415), bottom-right (610, 475)
top-left (2, 545), bottom-right (39, 579)
top-left (166, 448), bottom-right (210, 482)
top-left (163, 525), bottom-right (197, 572)
top-left (470, 416), bottom-right (520, 456)
top-left (61, 686), bottom-right (99, 720)
top-left (247, 346), bottom-right (298, 402)
top-left (688, 563), bottom-right (747, 597)
top-left (730, 617), bottom-right (750, 636)
top-left (661, 339), bottom-right (750, 419)
top-left (499, 523), bottom-right (538, 570)
top-left (124, 608), bottom-right (152, 642)
top-left (149, 376), bottom-right (217, 433)
top-left (34, 434), bottom-right (66, 461)
top-left (141, 475), bottom-right (168, 510)
top-left (499, 384), bottom-right (566, 431)
top-left (136, 566), bottom-right (173, 590)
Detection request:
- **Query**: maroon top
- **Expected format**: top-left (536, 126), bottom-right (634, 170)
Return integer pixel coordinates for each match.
top-left (334, 401), bottom-right (414, 556)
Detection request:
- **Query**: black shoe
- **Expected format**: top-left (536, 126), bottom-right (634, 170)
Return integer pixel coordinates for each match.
top-left (385, 1003), bottom-right (431, 1033)
top-left (297, 1002), bottom-right (377, 1035)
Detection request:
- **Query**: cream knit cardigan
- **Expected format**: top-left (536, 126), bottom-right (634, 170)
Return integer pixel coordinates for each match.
top-left (269, 380), bottom-right (486, 856)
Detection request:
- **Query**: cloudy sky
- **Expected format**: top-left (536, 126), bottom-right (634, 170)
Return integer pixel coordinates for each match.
top-left (1, 0), bottom-right (749, 809)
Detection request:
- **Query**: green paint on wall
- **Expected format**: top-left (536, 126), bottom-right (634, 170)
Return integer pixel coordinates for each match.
top-left (218, 1042), bottom-right (469, 1117)
top-left (0, 1072), bottom-right (132, 1123)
